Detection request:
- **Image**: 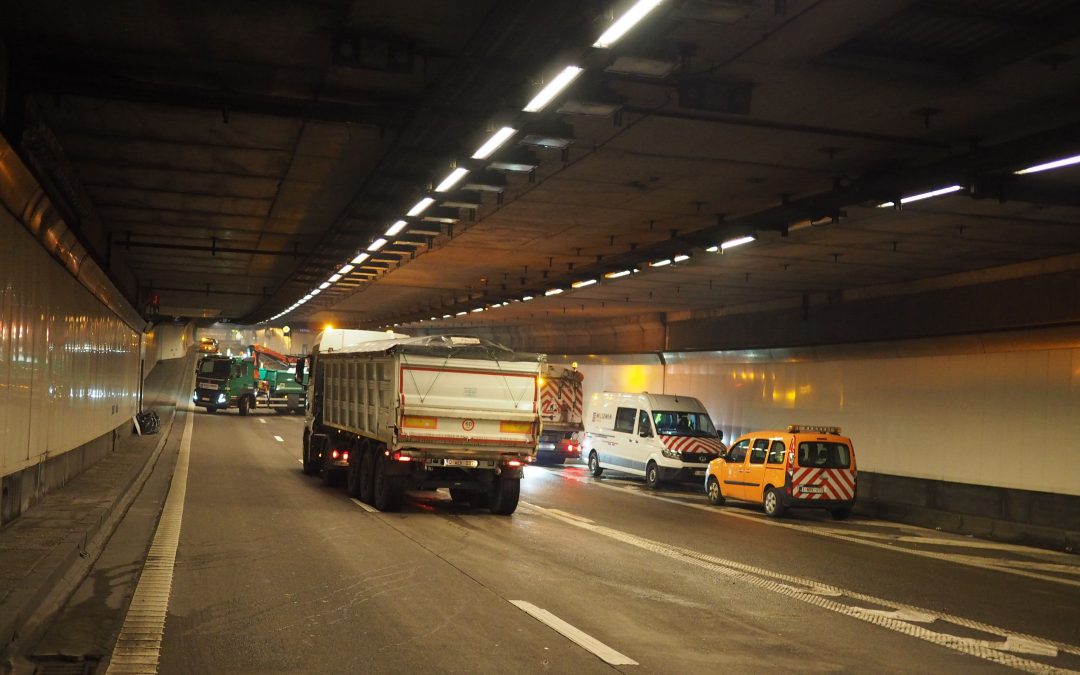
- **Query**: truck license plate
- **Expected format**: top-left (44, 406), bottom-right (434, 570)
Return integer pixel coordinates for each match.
top-left (444, 459), bottom-right (478, 467)
top-left (799, 486), bottom-right (823, 494)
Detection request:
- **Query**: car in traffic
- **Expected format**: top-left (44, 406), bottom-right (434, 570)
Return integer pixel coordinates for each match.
top-left (705, 425), bottom-right (856, 520)
top-left (198, 336), bottom-right (219, 353)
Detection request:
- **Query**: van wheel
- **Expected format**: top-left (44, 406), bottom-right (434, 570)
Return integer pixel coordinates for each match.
top-left (588, 451), bottom-right (603, 477)
top-left (830, 507), bottom-right (851, 521)
top-left (763, 487), bottom-right (786, 518)
top-left (645, 461), bottom-right (661, 489)
top-left (706, 476), bottom-right (725, 505)
top-left (238, 395), bottom-right (251, 416)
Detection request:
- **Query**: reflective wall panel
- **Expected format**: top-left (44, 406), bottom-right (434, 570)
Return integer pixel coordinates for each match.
top-left (573, 338), bottom-right (1080, 496)
top-left (0, 206), bottom-right (140, 478)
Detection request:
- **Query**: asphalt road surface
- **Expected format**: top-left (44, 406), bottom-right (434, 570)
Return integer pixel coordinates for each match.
top-left (33, 407), bottom-right (1080, 673)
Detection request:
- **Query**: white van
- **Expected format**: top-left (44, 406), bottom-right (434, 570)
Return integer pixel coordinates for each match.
top-left (582, 392), bottom-right (726, 488)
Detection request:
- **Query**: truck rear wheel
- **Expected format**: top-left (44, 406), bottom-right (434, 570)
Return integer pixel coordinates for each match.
top-left (489, 477), bottom-right (520, 515)
top-left (301, 432), bottom-right (321, 476)
top-left (346, 442), bottom-right (363, 498)
top-left (359, 447), bottom-right (376, 504)
top-left (373, 454), bottom-right (404, 512)
top-left (238, 395), bottom-right (251, 416)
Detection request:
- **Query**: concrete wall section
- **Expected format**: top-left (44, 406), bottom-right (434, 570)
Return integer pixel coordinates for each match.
top-left (0, 205), bottom-right (140, 480)
top-left (570, 329), bottom-right (1080, 497)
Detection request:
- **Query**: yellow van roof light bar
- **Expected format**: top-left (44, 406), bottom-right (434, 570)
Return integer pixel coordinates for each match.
top-left (787, 424), bottom-right (841, 434)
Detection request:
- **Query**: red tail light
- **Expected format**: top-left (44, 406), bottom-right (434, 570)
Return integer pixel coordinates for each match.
top-left (342, 451), bottom-right (350, 462)
top-left (331, 450), bottom-right (340, 459)
top-left (507, 459), bottom-right (523, 467)
top-left (390, 450), bottom-right (412, 462)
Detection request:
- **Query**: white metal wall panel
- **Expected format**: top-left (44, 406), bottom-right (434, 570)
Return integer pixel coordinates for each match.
top-left (0, 207), bottom-right (140, 479)
top-left (577, 341), bottom-right (1080, 496)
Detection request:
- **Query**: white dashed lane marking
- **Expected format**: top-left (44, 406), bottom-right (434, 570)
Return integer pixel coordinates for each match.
top-left (273, 435), bottom-right (284, 442)
top-left (509, 600), bottom-right (638, 666)
top-left (258, 419), bottom-right (266, 424)
top-left (350, 498), bottom-right (379, 513)
top-left (521, 502), bottom-right (1079, 674)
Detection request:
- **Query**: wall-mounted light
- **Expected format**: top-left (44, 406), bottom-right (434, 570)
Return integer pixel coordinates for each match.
top-left (593, 0), bottom-right (665, 49)
top-left (407, 197), bottom-right (435, 216)
top-left (523, 66), bottom-right (584, 113)
top-left (472, 127), bottom-right (517, 159)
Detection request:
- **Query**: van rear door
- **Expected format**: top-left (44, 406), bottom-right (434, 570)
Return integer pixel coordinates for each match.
top-left (792, 440), bottom-right (856, 501)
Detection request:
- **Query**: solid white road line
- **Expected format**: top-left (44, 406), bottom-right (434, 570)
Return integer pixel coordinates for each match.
top-left (523, 502), bottom-right (1079, 673)
top-left (509, 600), bottom-right (638, 666)
top-left (273, 435), bottom-right (284, 442)
top-left (106, 406), bottom-right (194, 674)
top-left (548, 470), bottom-right (1080, 588)
top-left (350, 498), bottom-right (379, 513)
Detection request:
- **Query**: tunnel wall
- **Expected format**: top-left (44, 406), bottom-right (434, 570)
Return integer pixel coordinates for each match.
top-left (563, 326), bottom-right (1080, 548)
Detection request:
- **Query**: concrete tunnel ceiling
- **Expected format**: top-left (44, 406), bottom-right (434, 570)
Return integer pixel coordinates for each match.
top-left (3, 0), bottom-right (1080, 337)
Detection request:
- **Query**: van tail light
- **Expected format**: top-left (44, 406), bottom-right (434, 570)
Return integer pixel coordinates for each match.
top-left (331, 450), bottom-right (340, 460)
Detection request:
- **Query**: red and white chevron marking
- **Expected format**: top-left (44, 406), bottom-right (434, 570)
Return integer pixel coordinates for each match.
top-left (541, 378), bottom-right (584, 423)
top-left (792, 467), bottom-right (856, 500)
top-left (660, 435), bottom-right (726, 455)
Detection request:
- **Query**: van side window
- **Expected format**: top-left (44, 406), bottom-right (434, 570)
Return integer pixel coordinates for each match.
top-left (749, 439), bottom-right (768, 464)
top-left (767, 441), bottom-right (785, 464)
top-left (728, 439), bottom-right (749, 463)
top-left (637, 409), bottom-right (652, 436)
top-left (614, 407), bottom-right (636, 434)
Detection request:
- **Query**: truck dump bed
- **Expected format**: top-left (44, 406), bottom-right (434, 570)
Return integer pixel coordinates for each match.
top-left (318, 335), bottom-right (542, 457)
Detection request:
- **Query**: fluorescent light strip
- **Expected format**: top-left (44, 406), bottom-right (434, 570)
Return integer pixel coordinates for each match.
top-left (311, 288), bottom-right (321, 296)
top-left (435, 167), bottom-right (470, 192)
top-left (367, 237), bottom-right (388, 252)
top-left (521, 295), bottom-right (535, 302)
top-left (407, 197), bottom-right (435, 217)
top-left (456, 311), bottom-right (468, 316)
top-left (593, 0), bottom-right (665, 49)
top-left (472, 307), bottom-right (485, 313)
top-left (472, 126), bottom-right (517, 159)
top-left (673, 254), bottom-right (689, 262)
top-left (605, 269), bottom-right (631, 279)
top-left (385, 220), bottom-right (407, 236)
top-left (877, 184), bottom-right (962, 208)
top-left (338, 264), bottom-right (354, 275)
top-left (650, 259), bottom-right (671, 267)
top-left (571, 279), bottom-right (597, 288)
top-left (721, 235), bottom-right (756, 250)
top-left (319, 282), bottom-right (331, 290)
top-left (545, 288), bottom-right (564, 296)
top-left (523, 66), bottom-right (584, 113)
top-left (328, 274), bottom-right (342, 283)
top-left (1015, 153), bottom-right (1080, 175)
top-left (351, 252), bottom-right (370, 264)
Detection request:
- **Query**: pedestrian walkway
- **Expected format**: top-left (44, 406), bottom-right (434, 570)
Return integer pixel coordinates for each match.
top-left (0, 354), bottom-right (194, 668)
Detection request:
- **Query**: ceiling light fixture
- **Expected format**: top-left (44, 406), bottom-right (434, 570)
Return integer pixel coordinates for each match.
top-left (351, 252), bottom-right (370, 264)
top-left (877, 184), bottom-right (962, 208)
top-left (472, 307), bottom-right (485, 313)
top-left (650, 259), bottom-right (672, 267)
top-left (319, 282), bottom-right (331, 290)
top-left (311, 288), bottom-right (321, 296)
top-left (435, 167), bottom-right (470, 192)
top-left (385, 220), bottom-right (407, 236)
top-left (329, 274), bottom-right (342, 283)
top-left (594, 0), bottom-right (665, 48)
top-left (442, 314), bottom-right (451, 319)
top-left (367, 238), bottom-right (388, 251)
top-left (571, 279), bottom-right (597, 288)
top-left (673, 254), bottom-right (690, 262)
top-left (522, 295), bottom-right (535, 301)
top-left (523, 66), bottom-right (584, 113)
top-left (605, 269), bottom-right (631, 279)
top-left (720, 235), bottom-right (756, 250)
top-left (407, 197), bottom-right (435, 216)
top-left (1015, 153), bottom-right (1080, 175)
top-left (337, 264), bottom-right (354, 275)
top-left (456, 311), bottom-right (468, 316)
top-left (472, 127), bottom-right (517, 159)
top-left (545, 288), bottom-right (564, 296)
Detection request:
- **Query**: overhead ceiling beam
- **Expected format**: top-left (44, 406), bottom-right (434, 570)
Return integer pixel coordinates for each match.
top-left (23, 68), bottom-right (416, 128)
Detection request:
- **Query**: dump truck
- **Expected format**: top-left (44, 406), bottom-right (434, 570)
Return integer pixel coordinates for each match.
top-left (298, 330), bottom-right (543, 514)
top-left (192, 346), bottom-right (306, 415)
top-left (536, 363), bottom-right (585, 465)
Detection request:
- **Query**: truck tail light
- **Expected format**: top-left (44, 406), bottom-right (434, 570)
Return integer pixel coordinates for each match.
top-left (331, 450), bottom-right (340, 459)
top-left (342, 451), bottom-right (350, 462)
top-left (506, 459), bottom-right (523, 467)
top-left (390, 450), bottom-right (412, 462)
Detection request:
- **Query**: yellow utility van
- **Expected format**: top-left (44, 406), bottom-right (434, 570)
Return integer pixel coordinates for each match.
top-left (705, 425), bottom-right (856, 520)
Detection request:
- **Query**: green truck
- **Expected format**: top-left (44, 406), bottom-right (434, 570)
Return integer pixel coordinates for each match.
top-left (193, 346), bottom-right (306, 415)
